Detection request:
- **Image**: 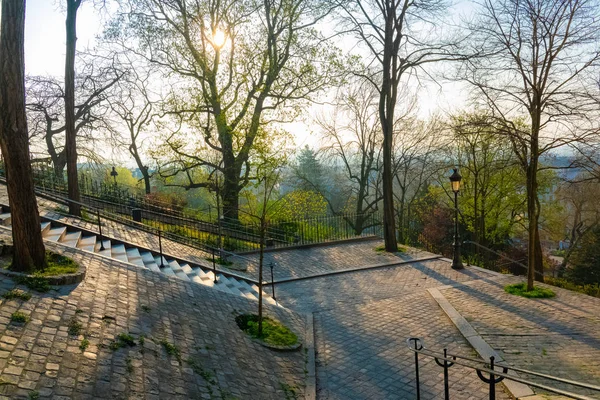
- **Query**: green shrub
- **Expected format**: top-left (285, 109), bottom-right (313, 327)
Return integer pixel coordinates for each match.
top-left (544, 277), bottom-right (600, 298)
top-left (11, 311), bottom-right (29, 323)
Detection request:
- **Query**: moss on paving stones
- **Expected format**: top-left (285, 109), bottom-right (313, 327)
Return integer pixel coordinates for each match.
top-left (41, 251), bottom-right (79, 276)
top-left (235, 314), bottom-right (298, 347)
top-left (504, 282), bottom-right (556, 298)
top-left (2, 288), bottom-right (31, 301)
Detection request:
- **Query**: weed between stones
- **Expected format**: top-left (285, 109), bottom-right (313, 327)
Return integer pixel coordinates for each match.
top-left (159, 339), bottom-right (181, 362)
top-left (10, 311), bottom-right (29, 323)
top-left (68, 317), bottom-right (83, 336)
top-left (2, 288), bottom-right (31, 301)
top-left (79, 338), bottom-right (89, 352)
top-left (110, 333), bottom-right (136, 350)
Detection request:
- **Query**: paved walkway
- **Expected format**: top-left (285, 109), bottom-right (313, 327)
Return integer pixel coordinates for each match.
top-left (440, 275), bottom-right (600, 398)
top-left (0, 238), bottom-right (306, 400)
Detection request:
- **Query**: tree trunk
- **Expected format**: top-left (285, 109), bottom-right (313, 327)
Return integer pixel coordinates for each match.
top-left (221, 170), bottom-right (240, 221)
top-left (64, 0), bottom-right (82, 216)
top-left (0, 0), bottom-right (47, 272)
top-left (534, 226), bottom-right (544, 282)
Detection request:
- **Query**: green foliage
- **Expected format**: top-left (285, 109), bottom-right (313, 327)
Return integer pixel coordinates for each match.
top-left (28, 391), bottom-right (39, 400)
top-left (274, 190), bottom-right (328, 220)
top-left (126, 356), bottom-right (134, 373)
top-left (504, 283), bottom-right (556, 298)
top-left (10, 311), bottom-right (29, 323)
top-left (187, 358), bottom-right (216, 384)
top-left (68, 317), bottom-right (83, 336)
top-left (567, 225), bottom-right (600, 285)
top-left (110, 333), bottom-right (136, 350)
top-left (544, 277), bottom-right (600, 298)
top-left (79, 338), bottom-right (90, 352)
top-left (160, 339), bottom-right (181, 362)
top-left (2, 289), bottom-right (31, 301)
top-left (280, 382), bottom-right (299, 400)
top-left (235, 314), bottom-right (298, 347)
top-left (205, 256), bottom-right (233, 266)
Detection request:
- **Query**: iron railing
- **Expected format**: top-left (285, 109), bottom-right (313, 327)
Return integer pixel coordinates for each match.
top-left (407, 337), bottom-right (600, 400)
top-left (462, 240), bottom-right (545, 279)
top-left (4, 166), bottom-right (383, 252)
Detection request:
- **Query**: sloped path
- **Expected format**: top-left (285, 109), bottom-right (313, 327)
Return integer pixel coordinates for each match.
top-left (0, 238), bottom-right (306, 400)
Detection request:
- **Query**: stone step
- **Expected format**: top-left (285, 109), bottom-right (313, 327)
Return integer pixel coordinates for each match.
top-left (159, 265), bottom-right (175, 276)
top-left (146, 262), bottom-right (161, 273)
top-left (40, 221), bottom-right (51, 233)
top-left (215, 275), bottom-right (244, 297)
top-left (60, 231), bottom-right (81, 248)
top-left (154, 256), bottom-right (168, 268)
top-left (192, 274), bottom-right (214, 288)
top-left (180, 263), bottom-right (193, 274)
top-left (126, 248), bottom-right (144, 266)
top-left (111, 243), bottom-right (128, 262)
top-left (44, 226), bottom-right (67, 242)
top-left (77, 235), bottom-right (97, 252)
top-left (96, 240), bottom-right (112, 258)
top-left (169, 259), bottom-right (182, 272)
top-left (175, 269), bottom-right (190, 281)
top-left (0, 213), bottom-right (11, 226)
top-left (140, 251), bottom-right (155, 265)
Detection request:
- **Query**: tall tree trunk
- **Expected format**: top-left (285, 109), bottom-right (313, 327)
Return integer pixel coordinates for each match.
top-left (0, 0), bottom-right (47, 272)
top-left (222, 168), bottom-right (240, 221)
top-left (534, 226), bottom-right (544, 282)
top-left (526, 158), bottom-right (539, 290)
top-left (65, 0), bottom-right (82, 216)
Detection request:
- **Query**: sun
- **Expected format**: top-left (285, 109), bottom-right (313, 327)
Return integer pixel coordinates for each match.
top-left (212, 30), bottom-right (226, 48)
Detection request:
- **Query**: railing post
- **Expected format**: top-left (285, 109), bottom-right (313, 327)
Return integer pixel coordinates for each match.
top-left (97, 210), bottom-right (105, 251)
top-left (158, 230), bottom-right (165, 268)
top-left (443, 349), bottom-right (450, 400)
top-left (410, 338), bottom-right (421, 400)
top-left (489, 356), bottom-right (496, 400)
top-left (212, 249), bottom-right (218, 283)
top-left (270, 262), bottom-right (276, 301)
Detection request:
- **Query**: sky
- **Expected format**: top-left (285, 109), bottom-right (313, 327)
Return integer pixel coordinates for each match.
top-left (22, 0), bottom-right (473, 160)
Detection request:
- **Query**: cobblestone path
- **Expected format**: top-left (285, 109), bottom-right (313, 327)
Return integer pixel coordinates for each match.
top-left (0, 239), bottom-right (305, 400)
top-left (440, 275), bottom-right (600, 398)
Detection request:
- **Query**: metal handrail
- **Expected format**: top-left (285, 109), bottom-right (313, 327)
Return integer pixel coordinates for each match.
top-left (407, 337), bottom-right (600, 400)
top-left (463, 240), bottom-right (545, 277)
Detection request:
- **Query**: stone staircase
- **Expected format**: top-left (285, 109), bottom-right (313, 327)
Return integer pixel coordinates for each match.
top-left (0, 208), bottom-right (277, 305)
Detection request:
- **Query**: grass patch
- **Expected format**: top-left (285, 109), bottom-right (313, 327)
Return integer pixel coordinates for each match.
top-left (504, 283), bottom-right (556, 298)
top-left (159, 339), bottom-right (181, 362)
top-left (110, 333), bottom-right (136, 351)
top-left (41, 251), bottom-right (79, 276)
top-left (280, 382), bottom-right (298, 400)
top-left (68, 317), bottom-right (83, 336)
top-left (2, 288), bottom-right (31, 301)
top-left (126, 356), bottom-right (134, 373)
top-left (235, 314), bottom-right (298, 347)
top-left (79, 338), bottom-right (89, 352)
top-left (11, 311), bottom-right (29, 323)
top-left (28, 391), bottom-right (39, 400)
top-left (187, 358), bottom-right (216, 384)
top-left (14, 274), bottom-right (50, 293)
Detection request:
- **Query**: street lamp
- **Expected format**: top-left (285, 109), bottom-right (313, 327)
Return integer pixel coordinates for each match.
top-left (110, 166), bottom-right (118, 185)
top-left (449, 168), bottom-right (464, 270)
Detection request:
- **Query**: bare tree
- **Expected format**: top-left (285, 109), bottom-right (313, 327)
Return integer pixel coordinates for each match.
top-left (393, 116), bottom-right (444, 244)
top-left (317, 81), bottom-right (383, 234)
top-left (27, 59), bottom-right (122, 177)
top-left (337, 0), bottom-right (466, 251)
top-left (0, 0), bottom-right (47, 271)
top-left (107, 61), bottom-right (157, 194)
top-left (464, 0), bottom-right (600, 290)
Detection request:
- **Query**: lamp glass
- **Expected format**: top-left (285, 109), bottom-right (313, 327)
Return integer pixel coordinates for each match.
top-left (451, 180), bottom-right (460, 193)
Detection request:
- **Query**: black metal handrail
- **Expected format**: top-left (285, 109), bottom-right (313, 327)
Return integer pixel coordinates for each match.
top-left (463, 240), bottom-right (545, 278)
top-left (407, 337), bottom-right (600, 400)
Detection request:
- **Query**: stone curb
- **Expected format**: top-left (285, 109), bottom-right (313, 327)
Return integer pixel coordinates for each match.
top-left (273, 256), bottom-right (441, 284)
top-left (428, 287), bottom-right (535, 399)
top-left (305, 312), bottom-right (316, 400)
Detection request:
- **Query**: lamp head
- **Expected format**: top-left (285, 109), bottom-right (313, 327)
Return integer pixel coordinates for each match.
top-left (449, 168), bottom-right (462, 193)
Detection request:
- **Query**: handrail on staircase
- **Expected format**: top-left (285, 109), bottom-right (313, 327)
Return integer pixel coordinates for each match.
top-left (407, 337), bottom-right (600, 400)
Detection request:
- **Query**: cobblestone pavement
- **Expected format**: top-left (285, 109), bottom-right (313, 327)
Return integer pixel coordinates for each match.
top-left (440, 276), bottom-right (600, 398)
top-left (234, 241), bottom-right (435, 281)
top-left (0, 241), bottom-right (306, 400)
top-left (274, 259), bottom-right (512, 399)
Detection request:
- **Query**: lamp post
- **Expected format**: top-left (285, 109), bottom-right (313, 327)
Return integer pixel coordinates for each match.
top-left (110, 166), bottom-right (118, 184)
top-left (449, 168), bottom-right (464, 270)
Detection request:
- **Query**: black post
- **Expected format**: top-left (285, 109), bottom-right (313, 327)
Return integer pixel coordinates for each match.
top-left (443, 349), bottom-right (450, 400)
top-left (270, 262), bottom-right (276, 301)
top-left (489, 356), bottom-right (495, 400)
top-left (452, 190), bottom-right (464, 269)
top-left (212, 249), bottom-right (218, 283)
top-left (97, 210), bottom-right (105, 251)
top-left (158, 230), bottom-right (165, 268)
top-left (413, 339), bottom-right (421, 400)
